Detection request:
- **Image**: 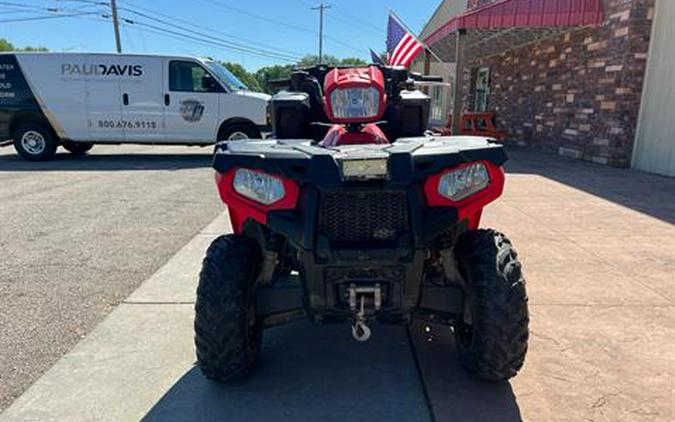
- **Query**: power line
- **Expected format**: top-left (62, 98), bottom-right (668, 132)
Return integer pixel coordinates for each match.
top-left (331, 6), bottom-right (386, 36)
top-left (0, 11), bottom-right (98, 23)
top-left (119, 0), bottom-right (305, 58)
top-left (200, 0), bottom-right (362, 54)
top-left (0, 1), bottom-right (72, 14)
top-left (118, 14), bottom-right (302, 62)
top-left (55, 0), bottom-right (109, 5)
top-left (123, 24), bottom-right (295, 65)
top-left (0, 1), bottom-right (55, 10)
top-left (117, 6), bottom-right (303, 61)
top-left (202, 0), bottom-right (315, 34)
top-left (119, 18), bottom-right (298, 63)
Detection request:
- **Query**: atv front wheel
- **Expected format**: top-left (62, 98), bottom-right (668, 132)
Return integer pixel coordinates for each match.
top-left (454, 229), bottom-right (529, 381)
top-left (195, 235), bottom-right (262, 382)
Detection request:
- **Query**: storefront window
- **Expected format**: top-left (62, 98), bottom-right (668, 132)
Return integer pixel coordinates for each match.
top-left (474, 67), bottom-right (490, 112)
top-left (430, 85), bottom-right (445, 121)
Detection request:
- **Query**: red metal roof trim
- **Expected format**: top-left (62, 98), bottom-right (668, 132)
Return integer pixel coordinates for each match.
top-left (424, 0), bottom-right (604, 46)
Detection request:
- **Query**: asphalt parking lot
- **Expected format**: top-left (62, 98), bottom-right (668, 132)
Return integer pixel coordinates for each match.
top-left (0, 144), bottom-right (222, 411)
top-left (0, 144), bottom-right (673, 421)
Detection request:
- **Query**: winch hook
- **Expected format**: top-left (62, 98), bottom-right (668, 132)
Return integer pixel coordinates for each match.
top-left (352, 320), bottom-right (371, 342)
top-left (351, 295), bottom-right (372, 341)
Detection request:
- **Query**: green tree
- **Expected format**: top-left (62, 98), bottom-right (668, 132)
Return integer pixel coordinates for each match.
top-left (0, 38), bottom-right (15, 52)
top-left (254, 64), bottom-right (294, 94)
top-left (18, 46), bottom-right (48, 52)
top-left (220, 61), bottom-right (262, 91)
top-left (216, 54), bottom-right (371, 95)
top-left (0, 38), bottom-right (48, 52)
top-left (338, 57), bottom-right (368, 66)
top-left (296, 55), bottom-right (368, 67)
top-left (297, 54), bottom-right (337, 67)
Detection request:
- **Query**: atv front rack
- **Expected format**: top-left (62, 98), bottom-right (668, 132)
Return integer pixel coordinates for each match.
top-left (213, 136), bottom-right (507, 186)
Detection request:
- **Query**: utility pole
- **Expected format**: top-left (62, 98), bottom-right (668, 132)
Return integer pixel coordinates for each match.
top-left (311, 3), bottom-right (331, 63)
top-left (110, 0), bottom-right (122, 53)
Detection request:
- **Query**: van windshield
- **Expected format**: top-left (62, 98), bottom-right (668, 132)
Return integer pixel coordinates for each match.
top-left (204, 60), bottom-right (248, 91)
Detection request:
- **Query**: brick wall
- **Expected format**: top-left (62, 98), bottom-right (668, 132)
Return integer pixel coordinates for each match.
top-left (460, 0), bottom-right (655, 167)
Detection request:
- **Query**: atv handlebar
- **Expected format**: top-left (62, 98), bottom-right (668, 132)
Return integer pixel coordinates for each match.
top-left (409, 72), bottom-right (444, 83)
top-left (270, 65), bottom-right (444, 98)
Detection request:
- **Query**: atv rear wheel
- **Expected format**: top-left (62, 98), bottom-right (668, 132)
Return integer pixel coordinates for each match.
top-left (454, 229), bottom-right (529, 381)
top-left (195, 235), bottom-right (262, 382)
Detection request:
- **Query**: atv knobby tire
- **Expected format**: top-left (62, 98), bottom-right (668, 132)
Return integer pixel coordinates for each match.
top-left (195, 235), bottom-right (262, 382)
top-left (454, 229), bottom-right (529, 381)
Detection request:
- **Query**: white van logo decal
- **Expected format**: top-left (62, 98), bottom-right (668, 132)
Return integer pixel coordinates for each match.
top-left (180, 99), bottom-right (205, 122)
top-left (61, 64), bottom-right (143, 77)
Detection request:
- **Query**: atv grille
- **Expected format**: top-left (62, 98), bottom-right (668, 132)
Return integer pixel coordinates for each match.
top-left (318, 191), bottom-right (408, 243)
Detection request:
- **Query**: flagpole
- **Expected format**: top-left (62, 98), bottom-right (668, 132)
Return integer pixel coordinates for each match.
top-left (389, 9), bottom-right (462, 131)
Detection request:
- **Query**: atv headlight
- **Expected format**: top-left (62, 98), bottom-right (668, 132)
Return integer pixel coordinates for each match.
top-left (329, 87), bottom-right (380, 120)
top-left (233, 168), bottom-right (285, 205)
top-left (437, 163), bottom-right (490, 201)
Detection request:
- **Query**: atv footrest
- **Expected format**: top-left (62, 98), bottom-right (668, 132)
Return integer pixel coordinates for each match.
top-left (257, 275), bottom-right (306, 328)
top-left (416, 284), bottom-right (463, 323)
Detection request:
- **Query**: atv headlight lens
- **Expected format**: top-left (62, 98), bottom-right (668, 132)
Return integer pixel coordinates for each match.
top-left (329, 87), bottom-right (380, 119)
top-left (438, 163), bottom-right (490, 201)
top-left (233, 168), bottom-right (285, 205)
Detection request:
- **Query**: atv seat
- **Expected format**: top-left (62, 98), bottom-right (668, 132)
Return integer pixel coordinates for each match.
top-left (293, 71), bottom-right (330, 141)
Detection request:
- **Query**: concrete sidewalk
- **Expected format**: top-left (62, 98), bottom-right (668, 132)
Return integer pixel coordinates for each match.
top-left (0, 214), bottom-right (431, 422)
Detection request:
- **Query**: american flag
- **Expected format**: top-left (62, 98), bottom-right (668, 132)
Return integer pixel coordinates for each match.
top-left (386, 14), bottom-right (423, 67)
top-left (370, 48), bottom-right (385, 66)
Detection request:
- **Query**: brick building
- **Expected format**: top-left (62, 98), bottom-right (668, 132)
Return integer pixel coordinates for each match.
top-left (413, 0), bottom-right (674, 176)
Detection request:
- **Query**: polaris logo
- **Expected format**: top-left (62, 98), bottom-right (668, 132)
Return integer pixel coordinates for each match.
top-left (61, 64), bottom-right (143, 77)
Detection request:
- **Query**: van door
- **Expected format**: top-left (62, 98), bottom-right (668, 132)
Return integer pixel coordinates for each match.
top-left (13, 53), bottom-right (89, 141)
top-left (164, 59), bottom-right (221, 143)
top-left (119, 56), bottom-right (165, 142)
top-left (86, 55), bottom-right (123, 142)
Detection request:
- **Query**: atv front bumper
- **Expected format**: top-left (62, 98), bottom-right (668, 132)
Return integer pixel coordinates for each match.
top-left (213, 136), bottom-right (506, 326)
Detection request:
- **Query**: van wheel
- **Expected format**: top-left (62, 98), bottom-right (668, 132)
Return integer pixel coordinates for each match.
top-left (218, 123), bottom-right (260, 141)
top-left (62, 141), bottom-right (94, 156)
top-left (13, 123), bottom-right (58, 161)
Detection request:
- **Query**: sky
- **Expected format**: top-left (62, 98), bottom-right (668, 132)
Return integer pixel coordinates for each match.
top-left (0, 0), bottom-right (440, 71)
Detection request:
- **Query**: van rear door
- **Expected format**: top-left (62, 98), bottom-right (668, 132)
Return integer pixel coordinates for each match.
top-left (86, 55), bottom-right (123, 142)
top-left (118, 56), bottom-right (165, 142)
top-left (12, 53), bottom-right (88, 141)
top-left (163, 59), bottom-right (220, 143)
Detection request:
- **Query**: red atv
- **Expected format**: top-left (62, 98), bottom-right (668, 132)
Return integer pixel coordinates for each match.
top-left (195, 65), bottom-right (529, 382)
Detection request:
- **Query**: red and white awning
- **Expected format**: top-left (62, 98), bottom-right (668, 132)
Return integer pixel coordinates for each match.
top-left (424, 0), bottom-right (604, 61)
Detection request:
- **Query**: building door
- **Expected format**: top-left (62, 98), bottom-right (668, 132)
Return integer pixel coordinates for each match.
top-left (633, 0), bottom-right (675, 177)
top-left (474, 67), bottom-right (490, 112)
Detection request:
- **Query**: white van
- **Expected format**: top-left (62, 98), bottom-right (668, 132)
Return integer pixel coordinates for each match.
top-left (0, 52), bottom-right (270, 160)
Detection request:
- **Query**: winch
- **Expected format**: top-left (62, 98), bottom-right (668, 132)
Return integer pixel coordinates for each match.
top-left (348, 283), bottom-right (382, 341)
